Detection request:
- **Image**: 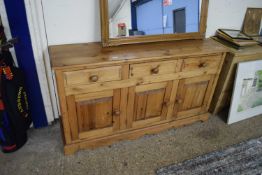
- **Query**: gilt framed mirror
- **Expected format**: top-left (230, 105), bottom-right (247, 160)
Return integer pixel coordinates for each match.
top-left (100, 0), bottom-right (209, 47)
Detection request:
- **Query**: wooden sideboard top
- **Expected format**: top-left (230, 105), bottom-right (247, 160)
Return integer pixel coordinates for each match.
top-left (226, 45), bottom-right (262, 57)
top-left (49, 39), bottom-right (228, 70)
top-left (212, 37), bottom-right (262, 58)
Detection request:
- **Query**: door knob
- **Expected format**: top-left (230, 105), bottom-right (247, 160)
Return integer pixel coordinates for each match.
top-left (163, 101), bottom-right (171, 107)
top-left (89, 75), bottom-right (99, 82)
top-left (198, 62), bottom-right (208, 68)
top-left (151, 66), bottom-right (159, 74)
top-left (113, 110), bottom-right (121, 116)
top-left (176, 99), bottom-right (183, 104)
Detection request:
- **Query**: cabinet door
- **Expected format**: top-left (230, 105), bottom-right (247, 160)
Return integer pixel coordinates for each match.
top-left (127, 81), bottom-right (173, 129)
top-left (173, 75), bottom-right (215, 119)
top-left (66, 89), bottom-right (121, 141)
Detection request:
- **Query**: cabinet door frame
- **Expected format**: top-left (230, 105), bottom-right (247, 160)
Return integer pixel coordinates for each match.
top-left (126, 81), bottom-right (173, 129)
top-left (173, 75), bottom-right (215, 119)
top-left (66, 89), bottom-right (122, 141)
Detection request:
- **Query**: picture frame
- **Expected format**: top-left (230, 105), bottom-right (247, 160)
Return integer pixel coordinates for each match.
top-left (100, 0), bottom-right (209, 47)
top-left (228, 60), bottom-right (262, 124)
top-left (217, 29), bottom-right (251, 40)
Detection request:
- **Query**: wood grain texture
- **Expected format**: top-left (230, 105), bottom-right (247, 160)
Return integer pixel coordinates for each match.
top-left (173, 75), bottom-right (215, 119)
top-left (181, 55), bottom-right (221, 72)
top-left (49, 39), bottom-right (227, 69)
top-left (130, 60), bottom-right (178, 78)
top-left (66, 95), bottom-right (79, 140)
top-left (64, 66), bottom-right (121, 86)
top-left (242, 8), bottom-right (262, 36)
top-left (51, 40), bottom-right (226, 154)
top-left (55, 71), bottom-right (72, 144)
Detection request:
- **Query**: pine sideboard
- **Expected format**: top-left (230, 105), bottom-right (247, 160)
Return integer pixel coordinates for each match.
top-left (50, 39), bottom-right (227, 155)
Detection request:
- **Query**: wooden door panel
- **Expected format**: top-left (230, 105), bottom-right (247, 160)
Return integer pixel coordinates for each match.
top-left (191, 82), bottom-right (208, 108)
top-left (134, 93), bottom-right (147, 121)
top-left (76, 98), bottom-right (113, 132)
top-left (128, 82), bottom-right (172, 129)
top-left (179, 84), bottom-right (196, 111)
top-left (67, 89), bottom-right (121, 140)
top-left (145, 89), bottom-right (165, 118)
top-left (179, 82), bottom-right (208, 111)
top-left (174, 75), bottom-right (214, 119)
top-left (134, 89), bottom-right (165, 121)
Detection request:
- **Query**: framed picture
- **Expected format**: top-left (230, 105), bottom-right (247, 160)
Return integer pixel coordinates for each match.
top-left (228, 60), bottom-right (262, 124)
top-left (218, 29), bottom-right (252, 40)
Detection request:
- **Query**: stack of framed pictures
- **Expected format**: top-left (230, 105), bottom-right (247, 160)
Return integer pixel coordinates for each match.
top-left (216, 29), bottom-right (257, 48)
top-left (228, 60), bottom-right (262, 124)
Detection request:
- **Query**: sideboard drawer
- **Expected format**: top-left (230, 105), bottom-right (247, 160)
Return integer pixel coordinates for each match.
top-left (129, 60), bottom-right (178, 78)
top-left (64, 66), bottom-right (122, 86)
top-left (181, 55), bottom-right (221, 72)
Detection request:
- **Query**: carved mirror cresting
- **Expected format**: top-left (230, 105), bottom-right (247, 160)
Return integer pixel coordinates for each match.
top-left (100, 0), bottom-right (209, 47)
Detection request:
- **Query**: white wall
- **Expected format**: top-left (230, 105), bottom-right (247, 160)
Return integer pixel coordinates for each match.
top-left (42, 0), bottom-right (101, 45)
top-left (206, 0), bottom-right (262, 37)
top-left (42, 0), bottom-right (262, 45)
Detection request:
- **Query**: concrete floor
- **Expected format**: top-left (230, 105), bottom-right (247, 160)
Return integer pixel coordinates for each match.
top-left (0, 113), bottom-right (262, 175)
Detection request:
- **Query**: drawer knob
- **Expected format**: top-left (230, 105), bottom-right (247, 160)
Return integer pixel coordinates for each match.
top-left (113, 110), bottom-right (121, 116)
top-left (151, 67), bottom-right (159, 74)
top-left (176, 99), bottom-right (183, 104)
top-left (90, 75), bottom-right (99, 82)
top-left (163, 101), bottom-right (171, 107)
top-left (199, 62), bottom-right (208, 68)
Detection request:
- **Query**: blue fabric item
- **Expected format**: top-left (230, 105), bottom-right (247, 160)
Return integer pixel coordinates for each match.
top-left (0, 128), bottom-right (5, 142)
top-left (0, 111), bottom-right (11, 143)
top-left (3, 111), bottom-right (11, 134)
top-left (3, 0), bottom-right (48, 127)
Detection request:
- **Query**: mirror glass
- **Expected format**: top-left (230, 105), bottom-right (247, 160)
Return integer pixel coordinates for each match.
top-left (108, 0), bottom-right (202, 38)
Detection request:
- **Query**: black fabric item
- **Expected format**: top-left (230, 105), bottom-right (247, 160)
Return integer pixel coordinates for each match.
top-left (0, 21), bottom-right (30, 153)
top-left (0, 51), bottom-right (15, 66)
top-left (0, 67), bottom-right (32, 153)
top-left (1, 67), bottom-right (31, 153)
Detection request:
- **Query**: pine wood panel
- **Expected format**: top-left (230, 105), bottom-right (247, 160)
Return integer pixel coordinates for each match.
top-left (49, 39), bottom-right (227, 70)
top-left (64, 66), bottom-right (121, 86)
top-left (130, 60), bottom-right (178, 78)
top-left (167, 80), bottom-right (179, 119)
top-left (75, 90), bottom-right (113, 102)
top-left (126, 87), bottom-right (135, 129)
top-left (67, 89), bottom-right (122, 140)
top-left (134, 93), bottom-right (147, 121)
top-left (128, 81), bottom-right (172, 129)
top-left (55, 70), bottom-right (72, 144)
top-left (76, 97), bottom-right (113, 132)
top-left (64, 67), bottom-right (219, 96)
top-left (66, 95), bottom-right (79, 141)
top-left (174, 75), bottom-right (215, 119)
top-left (140, 89), bottom-right (165, 120)
top-left (181, 55), bottom-right (221, 72)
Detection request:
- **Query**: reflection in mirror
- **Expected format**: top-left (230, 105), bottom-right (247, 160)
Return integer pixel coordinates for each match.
top-left (108, 0), bottom-right (202, 38)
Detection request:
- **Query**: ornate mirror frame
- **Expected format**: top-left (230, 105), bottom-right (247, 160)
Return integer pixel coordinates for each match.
top-left (100, 0), bottom-right (209, 47)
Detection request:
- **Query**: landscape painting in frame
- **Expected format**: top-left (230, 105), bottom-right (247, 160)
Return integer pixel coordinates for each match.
top-left (228, 60), bottom-right (262, 124)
